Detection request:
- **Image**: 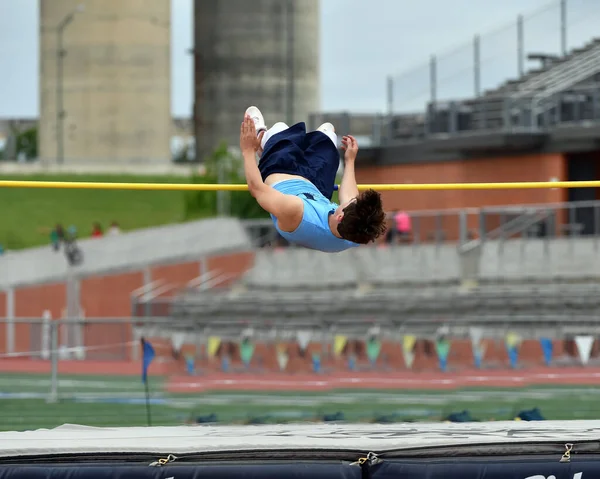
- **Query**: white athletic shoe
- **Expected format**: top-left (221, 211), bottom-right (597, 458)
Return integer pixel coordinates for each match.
top-left (317, 122), bottom-right (335, 135)
top-left (245, 106), bottom-right (267, 136)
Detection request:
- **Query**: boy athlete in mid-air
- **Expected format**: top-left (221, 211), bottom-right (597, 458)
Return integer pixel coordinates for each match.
top-left (240, 106), bottom-right (387, 253)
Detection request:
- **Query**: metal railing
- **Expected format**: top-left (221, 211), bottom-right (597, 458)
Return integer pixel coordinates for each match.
top-left (130, 268), bottom-right (234, 319)
top-left (369, 82), bottom-right (600, 142)
top-left (3, 315), bottom-right (600, 361)
top-left (479, 200), bottom-right (600, 240)
top-left (242, 200), bottom-right (600, 248)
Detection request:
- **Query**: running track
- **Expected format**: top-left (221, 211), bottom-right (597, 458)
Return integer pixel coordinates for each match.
top-left (166, 367), bottom-right (600, 393)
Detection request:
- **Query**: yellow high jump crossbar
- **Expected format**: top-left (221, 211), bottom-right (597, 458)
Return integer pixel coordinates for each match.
top-left (0, 180), bottom-right (600, 191)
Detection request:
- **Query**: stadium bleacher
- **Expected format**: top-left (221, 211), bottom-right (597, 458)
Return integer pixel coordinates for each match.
top-left (242, 244), bottom-right (462, 289)
top-left (382, 37), bottom-right (600, 141)
top-left (467, 37), bottom-right (600, 131)
top-left (164, 234), bottom-right (600, 334)
top-left (479, 237), bottom-right (600, 282)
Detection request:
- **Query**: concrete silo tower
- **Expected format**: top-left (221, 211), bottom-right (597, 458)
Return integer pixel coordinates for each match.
top-left (193, 0), bottom-right (320, 161)
top-left (39, 0), bottom-right (171, 166)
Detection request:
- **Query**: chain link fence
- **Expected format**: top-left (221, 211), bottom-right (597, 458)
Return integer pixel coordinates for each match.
top-left (389, 0), bottom-right (600, 113)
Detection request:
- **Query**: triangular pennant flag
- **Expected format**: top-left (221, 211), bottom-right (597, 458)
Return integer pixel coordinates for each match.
top-left (297, 331), bottom-right (312, 351)
top-left (575, 336), bottom-right (594, 365)
top-left (473, 348), bottom-right (483, 369)
top-left (403, 335), bottom-right (416, 353)
top-left (404, 351), bottom-right (415, 369)
top-left (185, 355), bottom-right (195, 374)
top-left (472, 341), bottom-right (487, 369)
top-left (141, 338), bottom-right (155, 384)
top-left (312, 353), bottom-right (321, 373)
top-left (507, 346), bottom-right (519, 369)
top-left (207, 337), bottom-right (221, 358)
top-left (240, 340), bottom-right (254, 366)
top-left (436, 339), bottom-right (451, 372)
top-left (435, 339), bottom-right (450, 360)
top-left (505, 332), bottom-right (521, 350)
top-left (347, 355), bottom-right (357, 371)
top-left (171, 332), bottom-right (186, 352)
top-left (366, 339), bottom-right (381, 364)
top-left (276, 345), bottom-right (289, 371)
top-left (402, 335), bottom-right (416, 369)
top-left (469, 327), bottom-right (483, 349)
top-left (333, 335), bottom-right (347, 356)
top-left (221, 355), bottom-right (230, 372)
top-left (540, 338), bottom-right (553, 366)
top-left (438, 357), bottom-right (448, 372)
top-left (242, 328), bottom-right (254, 339)
top-left (505, 333), bottom-right (521, 370)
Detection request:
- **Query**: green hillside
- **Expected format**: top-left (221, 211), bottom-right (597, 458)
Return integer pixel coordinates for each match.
top-left (0, 174), bottom-right (191, 250)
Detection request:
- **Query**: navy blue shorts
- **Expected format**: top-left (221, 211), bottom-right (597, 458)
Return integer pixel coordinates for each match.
top-left (258, 122), bottom-right (340, 200)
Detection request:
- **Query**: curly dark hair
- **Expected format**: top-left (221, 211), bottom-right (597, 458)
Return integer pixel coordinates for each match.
top-left (337, 189), bottom-right (387, 244)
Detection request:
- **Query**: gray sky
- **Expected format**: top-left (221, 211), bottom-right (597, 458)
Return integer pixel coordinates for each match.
top-left (1, 0), bottom-right (598, 118)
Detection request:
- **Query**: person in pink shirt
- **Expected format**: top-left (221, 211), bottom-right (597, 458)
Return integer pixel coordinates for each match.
top-left (394, 210), bottom-right (412, 243)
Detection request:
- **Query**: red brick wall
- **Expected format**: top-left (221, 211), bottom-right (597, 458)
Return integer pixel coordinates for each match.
top-left (15, 283), bottom-right (66, 319)
top-left (358, 153), bottom-right (567, 240)
top-left (1, 251), bottom-right (255, 359)
top-left (207, 252), bottom-right (255, 286)
top-left (80, 271), bottom-right (144, 318)
top-left (12, 283), bottom-right (66, 355)
top-left (151, 262), bottom-right (201, 294)
top-left (82, 320), bottom-right (133, 361)
top-left (358, 153), bottom-right (566, 210)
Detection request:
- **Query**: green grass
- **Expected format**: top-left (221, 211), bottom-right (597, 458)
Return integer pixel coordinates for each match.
top-left (2, 393), bottom-right (600, 431)
top-left (0, 174), bottom-right (192, 249)
top-left (2, 373), bottom-right (600, 431)
top-left (0, 399), bottom-right (184, 430)
top-left (0, 373), bottom-right (165, 394)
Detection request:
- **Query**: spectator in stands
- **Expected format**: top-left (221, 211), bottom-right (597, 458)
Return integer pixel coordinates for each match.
top-left (107, 221), bottom-right (121, 236)
top-left (67, 225), bottom-right (78, 240)
top-left (384, 214), bottom-right (395, 244)
top-left (64, 230), bottom-right (83, 266)
top-left (240, 106), bottom-right (387, 252)
top-left (91, 222), bottom-right (103, 238)
top-left (394, 210), bottom-right (412, 243)
top-left (50, 223), bottom-right (65, 251)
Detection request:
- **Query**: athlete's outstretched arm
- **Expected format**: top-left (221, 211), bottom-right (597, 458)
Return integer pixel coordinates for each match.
top-left (240, 115), bottom-right (265, 192)
top-left (339, 135), bottom-right (360, 205)
top-left (240, 116), bottom-right (303, 231)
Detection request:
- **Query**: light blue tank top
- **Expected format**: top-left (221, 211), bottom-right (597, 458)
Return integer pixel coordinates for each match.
top-left (270, 179), bottom-right (359, 253)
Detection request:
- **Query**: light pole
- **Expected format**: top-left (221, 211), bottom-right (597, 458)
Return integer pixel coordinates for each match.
top-left (56, 4), bottom-right (85, 165)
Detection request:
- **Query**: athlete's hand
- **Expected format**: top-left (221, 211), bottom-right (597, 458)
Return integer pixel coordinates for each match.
top-left (240, 115), bottom-right (261, 154)
top-left (341, 135), bottom-right (358, 162)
